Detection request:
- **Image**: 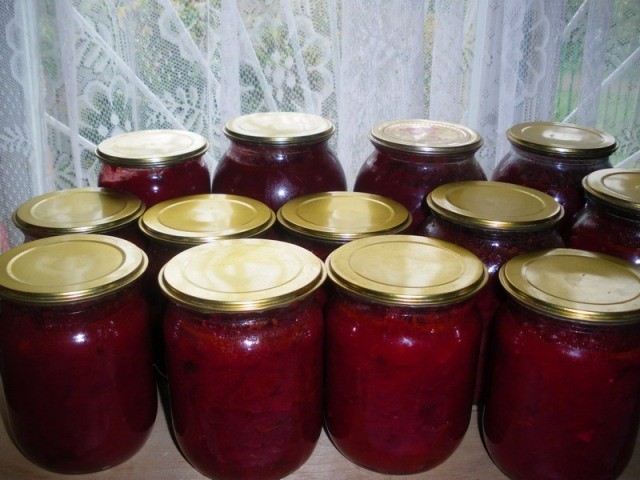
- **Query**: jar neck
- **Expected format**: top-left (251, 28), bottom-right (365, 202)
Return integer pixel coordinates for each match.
top-left (433, 213), bottom-right (558, 241)
top-left (510, 144), bottom-right (612, 167)
top-left (586, 196), bottom-right (640, 223)
top-left (373, 144), bottom-right (478, 164)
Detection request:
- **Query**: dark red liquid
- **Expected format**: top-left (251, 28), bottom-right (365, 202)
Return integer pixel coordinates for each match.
top-left (483, 300), bottom-right (640, 480)
top-left (568, 200), bottom-right (640, 265)
top-left (211, 141), bottom-right (347, 211)
top-left (0, 286), bottom-right (157, 474)
top-left (99, 156), bottom-right (211, 207)
top-left (417, 217), bottom-right (564, 402)
top-left (354, 147), bottom-right (486, 231)
top-left (163, 297), bottom-right (323, 480)
top-left (324, 291), bottom-right (482, 474)
top-left (491, 147), bottom-right (612, 234)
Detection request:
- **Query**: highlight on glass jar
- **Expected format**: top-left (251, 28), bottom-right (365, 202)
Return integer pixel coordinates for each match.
top-left (276, 191), bottom-right (412, 260)
top-left (491, 121), bottom-right (617, 234)
top-left (324, 235), bottom-right (487, 474)
top-left (12, 187), bottom-right (147, 249)
top-left (419, 180), bottom-right (565, 402)
top-left (353, 119), bottom-right (486, 231)
top-left (158, 239), bottom-right (326, 480)
top-left (138, 193), bottom-right (276, 372)
top-left (211, 112), bottom-right (347, 211)
top-left (568, 168), bottom-right (640, 265)
top-left (483, 248), bottom-right (640, 480)
top-left (96, 129), bottom-right (211, 207)
top-left (0, 234), bottom-right (157, 474)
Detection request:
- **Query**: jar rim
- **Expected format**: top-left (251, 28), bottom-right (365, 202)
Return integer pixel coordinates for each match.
top-left (96, 129), bottom-right (209, 167)
top-left (0, 234), bottom-right (148, 305)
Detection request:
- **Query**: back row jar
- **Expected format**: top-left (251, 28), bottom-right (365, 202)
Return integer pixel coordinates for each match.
top-left (96, 129), bottom-right (211, 207)
top-left (212, 112), bottom-right (347, 211)
top-left (491, 121), bottom-right (617, 233)
top-left (354, 119), bottom-right (486, 230)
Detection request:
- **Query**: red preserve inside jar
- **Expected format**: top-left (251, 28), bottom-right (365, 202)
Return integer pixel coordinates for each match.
top-left (0, 234), bottom-right (157, 474)
top-left (212, 112), bottom-right (347, 211)
top-left (568, 168), bottom-right (640, 265)
top-left (324, 235), bottom-right (487, 474)
top-left (353, 119), bottom-right (486, 230)
top-left (483, 249), bottom-right (640, 480)
top-left (491, 122), bottom-right (617, 234)
top-left (97, 129), bottom-right (211, 207)
top-left (418, 181), bottom-right (565, 402)
top-left (12, 187), bottom-right (147, 249)
top-left (159, 239), bottom-right (326, 480)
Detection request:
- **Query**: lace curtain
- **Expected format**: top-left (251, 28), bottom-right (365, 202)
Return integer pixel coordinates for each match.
top-left (1, 0), bottom-right (639, 251)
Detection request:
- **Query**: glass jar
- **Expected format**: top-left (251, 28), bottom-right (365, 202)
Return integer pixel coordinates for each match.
top-left (0, 234), bottom-right (157, 474)
top-left (97, 129), bottom-right (211, 207)
top-left (211, 112), bottom-right (347, 211)
top-left (568, 168), bottom-right (640, 265)
top-left (139, 193), bottom-right (275, 372)
top-left (483, 249), bottom-right (640, 480)
top-left (159, 239), bottom-right (326, 480)
top-left (12, 187), bottom-right (146, 249)
top-left (353, 119), bottom-right (486, 231)
top-left (417, 180), bottom-right (565, 402)
top-left (324, 235), bottom-right (487, 474)
top-left (491, 122), bottom-right (617, 233)
top-left (276, 191), bottom-right (411, 261)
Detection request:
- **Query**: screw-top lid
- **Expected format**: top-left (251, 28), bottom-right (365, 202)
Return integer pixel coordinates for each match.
top-left (499, 248), bottom-right (640, 324)
top-left (326, 235), bottom-right (487, 306)
top-left (427, 181), bottom-right (563, 231)
top-left (369, 119), bottom-right (483, 155)
top-left (139, 194), bottom-right (275, 246)
top-left (0, 234), bottom-right (148, 305)
top-left (96, 129), bottom-right (209, 167)
top-left (277, 191), bottom-right (411, 242)
top-left (13, 187), bottom-right (145, 237)
top-left (506, 122), bottom-right (617, 158)
top-left (583, 168), bottom-right (640, 214)
top-left (159, 239), bottom-right (326, 313)
top-left (223, 112), bottom-right (335, 145)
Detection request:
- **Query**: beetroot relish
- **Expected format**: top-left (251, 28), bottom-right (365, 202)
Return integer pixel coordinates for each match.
top-left (212, 141), bottom-right (346, 212)
top-left (324, 291), bottom-right (482, 474)
top-left (354, 147), bottom-right (486, 231)
top-left (98, 156), bottom-right (211, 207)
top-left (482, 300), bottom-right (640, 480)
top-left (163, 297), bottom-right (323, 480)
top-left (0, 286), bottom-right (157, 474)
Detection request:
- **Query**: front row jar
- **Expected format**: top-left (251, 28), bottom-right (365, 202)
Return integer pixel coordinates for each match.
top-left (483, 249), bottom-right (640, 480)
top-left (158, 239), bottom-right (326, 480)
top-left (324, 235), bottom-right (487, 474)
top-left (0, 234), bottom-right (157, 474)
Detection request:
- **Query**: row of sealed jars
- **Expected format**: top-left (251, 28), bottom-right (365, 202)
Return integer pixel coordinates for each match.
top-left (1, 233), bottom-right (640, 479)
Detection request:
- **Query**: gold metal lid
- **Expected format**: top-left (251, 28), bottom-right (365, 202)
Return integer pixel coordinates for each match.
top-left (223, 112), bottom-right (335, 145)
top-left (0, 234), bottom-right (148, 305)
top-left (13, 187), bottom-right (145, 236)
top-left (96, 129), bottom-right (209, 167)
top-left (427, 181), bottom-right (563, 231)
top-left (583, 168), bottom-right (640, 213)
top-left (139, 194), bottom-right (275, 246)
top-left (159, 239), bottom-right (326, 312)
top-left (277, 191), bottom-right (411, 242)
top-left (326, 235), bottom-right (487, 306)
top-left (506, 122), bottom-right (618, 157)
top-left (499, 248), bottom-right (640, 324)
top-left (369, 119), bottom-right (483, 155)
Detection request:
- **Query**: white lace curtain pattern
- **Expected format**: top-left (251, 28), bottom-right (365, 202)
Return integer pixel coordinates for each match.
top-left (1, 0), bottom-right (639, 250)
